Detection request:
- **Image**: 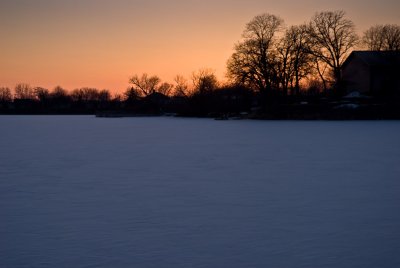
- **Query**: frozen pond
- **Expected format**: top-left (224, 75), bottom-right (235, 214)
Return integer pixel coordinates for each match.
top-left (1, 116), bottom-right (400, 268)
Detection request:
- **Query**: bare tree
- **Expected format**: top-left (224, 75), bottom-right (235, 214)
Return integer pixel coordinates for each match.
top-left (276, 25), bottom-right (312, 95)
top-left (191, 68), bottom-right (219, 94)
top-left (14, 83), bottom-right (35, 100)
top-left (34, 87), bottom-right (50, 101)
top-left (113, 93), bottom-right (122, 102)
top-left (173, 75), bottom-right (190, 97)
top-left (312, 57), bottom-right (330, 92)
top-left (129, 73), bottom-right (161, 97)
top-left (363, 24), bottom-right (400, 51)
top-left (157, 82), bottom-right (173, 96)
top-left (362, 25), bottom-right (386, 51)
top-left (0, 87), bottom-right (12, 102)
top-left (81, 88), bottom-right (99, 101)
top-left (51, 86), bottom-right (69, 99)
top-left (227, 13), bottom-right (284, 92)
top-left (306, 79), bottom-right (325, 95)
top-left (71, 88), bottom-right (84, 102)
top-left (98, 89), bottom-right (111, 102)
top-left (71, 88), bottom-right (100, 102)
top-left (384, 25), bottom-right (400, 51)
top-left (124, 87), bottom-right (141, 102)
top-left (307, 11), bottom-right (358, 87)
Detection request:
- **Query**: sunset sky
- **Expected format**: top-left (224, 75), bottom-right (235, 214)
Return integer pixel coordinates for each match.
top-left (1, 0), bottom-right (399, 93)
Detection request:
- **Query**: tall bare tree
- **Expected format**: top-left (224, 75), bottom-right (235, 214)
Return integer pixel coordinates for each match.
top-left (227, 13), bottom-right (284, 92)
top-left (129, 73), bottom-right (161, 97)
top-left (14, 83), bottom-right (34, 100)
top-left (363, 24), bottom-right (400, 51)
top-left (307, 11), bottom-right (358, 87)
top-left (276, 25), bottom-right (312, 95)
top-left (363, 25), bottom-right (386, 51)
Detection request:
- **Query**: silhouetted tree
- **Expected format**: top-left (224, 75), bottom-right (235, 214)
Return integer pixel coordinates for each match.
top-left (227, 13), bottom-right (284, 93)
top-left (71, 88), bottom-right (101, 102)
top-left (98, 89), bottom-right (111, 102)
top-left (124, 87), bottom-right (141, 102)
top-left (192, 68), bottom-right (218, 95)
top-left (362, 24), bottom-right (400, 51)
top-left (50, 86), bottom-right (69, 99)
top-left (14, 83), bottom-right (34, 100)
top-left (71, 89), bottom-right (83, 102)
top-left (307, 11), bottom-right (358, 87)
top-left (173, 75), bottom-right (190, 97)
top-left (83, 88), bottom-right (99, 101)
top-left (0, 87), bottom-right (12, 103)
top-left (48, 86), bottom-right (71, 111)
top-left (276, 25), bottom-right (312, 95)
top-left (306, 79), bottom-right (324, 95)
top-left (34, 87), bottom-right (50, 102)
top-left (129, 73), bottom-right (161, 97)
top-left (157, 82), bottom-right (173, 96)
top-left (113, 93), bottom-right (122, 103)
top-left (71, 88), bottom-right (85, 102)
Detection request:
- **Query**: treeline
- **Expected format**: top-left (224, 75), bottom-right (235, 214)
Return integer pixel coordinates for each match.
top-left (0, 71), bottom-right (253, 116)
top-left (226, 11), bottom-right (400, 95)
top-left (0, 84), bottom-right (118, 114)
top-left (1, 10), bottom-right (400, 118)
top-left (1, 74), bottom-right (399, 119)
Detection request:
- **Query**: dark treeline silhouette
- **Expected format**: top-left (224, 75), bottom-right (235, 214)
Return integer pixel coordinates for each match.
top-left (228, 11), bottom-right (359, 95)
top-left (1, 10), bottom-right (400, 119)
top-left (0, 84), bottom-right (120, 114)
top-left (1, 75), bottom-right (400, 119)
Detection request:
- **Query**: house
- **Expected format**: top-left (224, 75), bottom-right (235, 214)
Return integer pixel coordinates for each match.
top-left (341, 51), bottom-right (400, 94)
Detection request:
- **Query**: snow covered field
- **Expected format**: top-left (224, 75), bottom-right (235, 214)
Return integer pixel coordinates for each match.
top-left (1, 116), bottom-right (400, 268)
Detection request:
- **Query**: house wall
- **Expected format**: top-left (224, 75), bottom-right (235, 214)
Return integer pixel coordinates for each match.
top-left (371, 66), bottom-right (400, 93)
top-left (341, 57), bottom-right (370, 93)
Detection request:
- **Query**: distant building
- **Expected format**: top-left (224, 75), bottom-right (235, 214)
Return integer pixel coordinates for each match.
top-left (341, 51), bottom-right (400, 94)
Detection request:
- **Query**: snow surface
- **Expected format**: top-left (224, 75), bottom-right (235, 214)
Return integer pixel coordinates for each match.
top-left (1, 116), bottom-right (400, 268)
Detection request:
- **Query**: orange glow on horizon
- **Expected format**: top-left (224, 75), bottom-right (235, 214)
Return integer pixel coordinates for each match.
top-left (1, 0), bottom-right (399, 94)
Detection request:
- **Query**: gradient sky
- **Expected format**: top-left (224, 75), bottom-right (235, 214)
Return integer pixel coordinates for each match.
top-left (1, 0), bottom-right (399, 93)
